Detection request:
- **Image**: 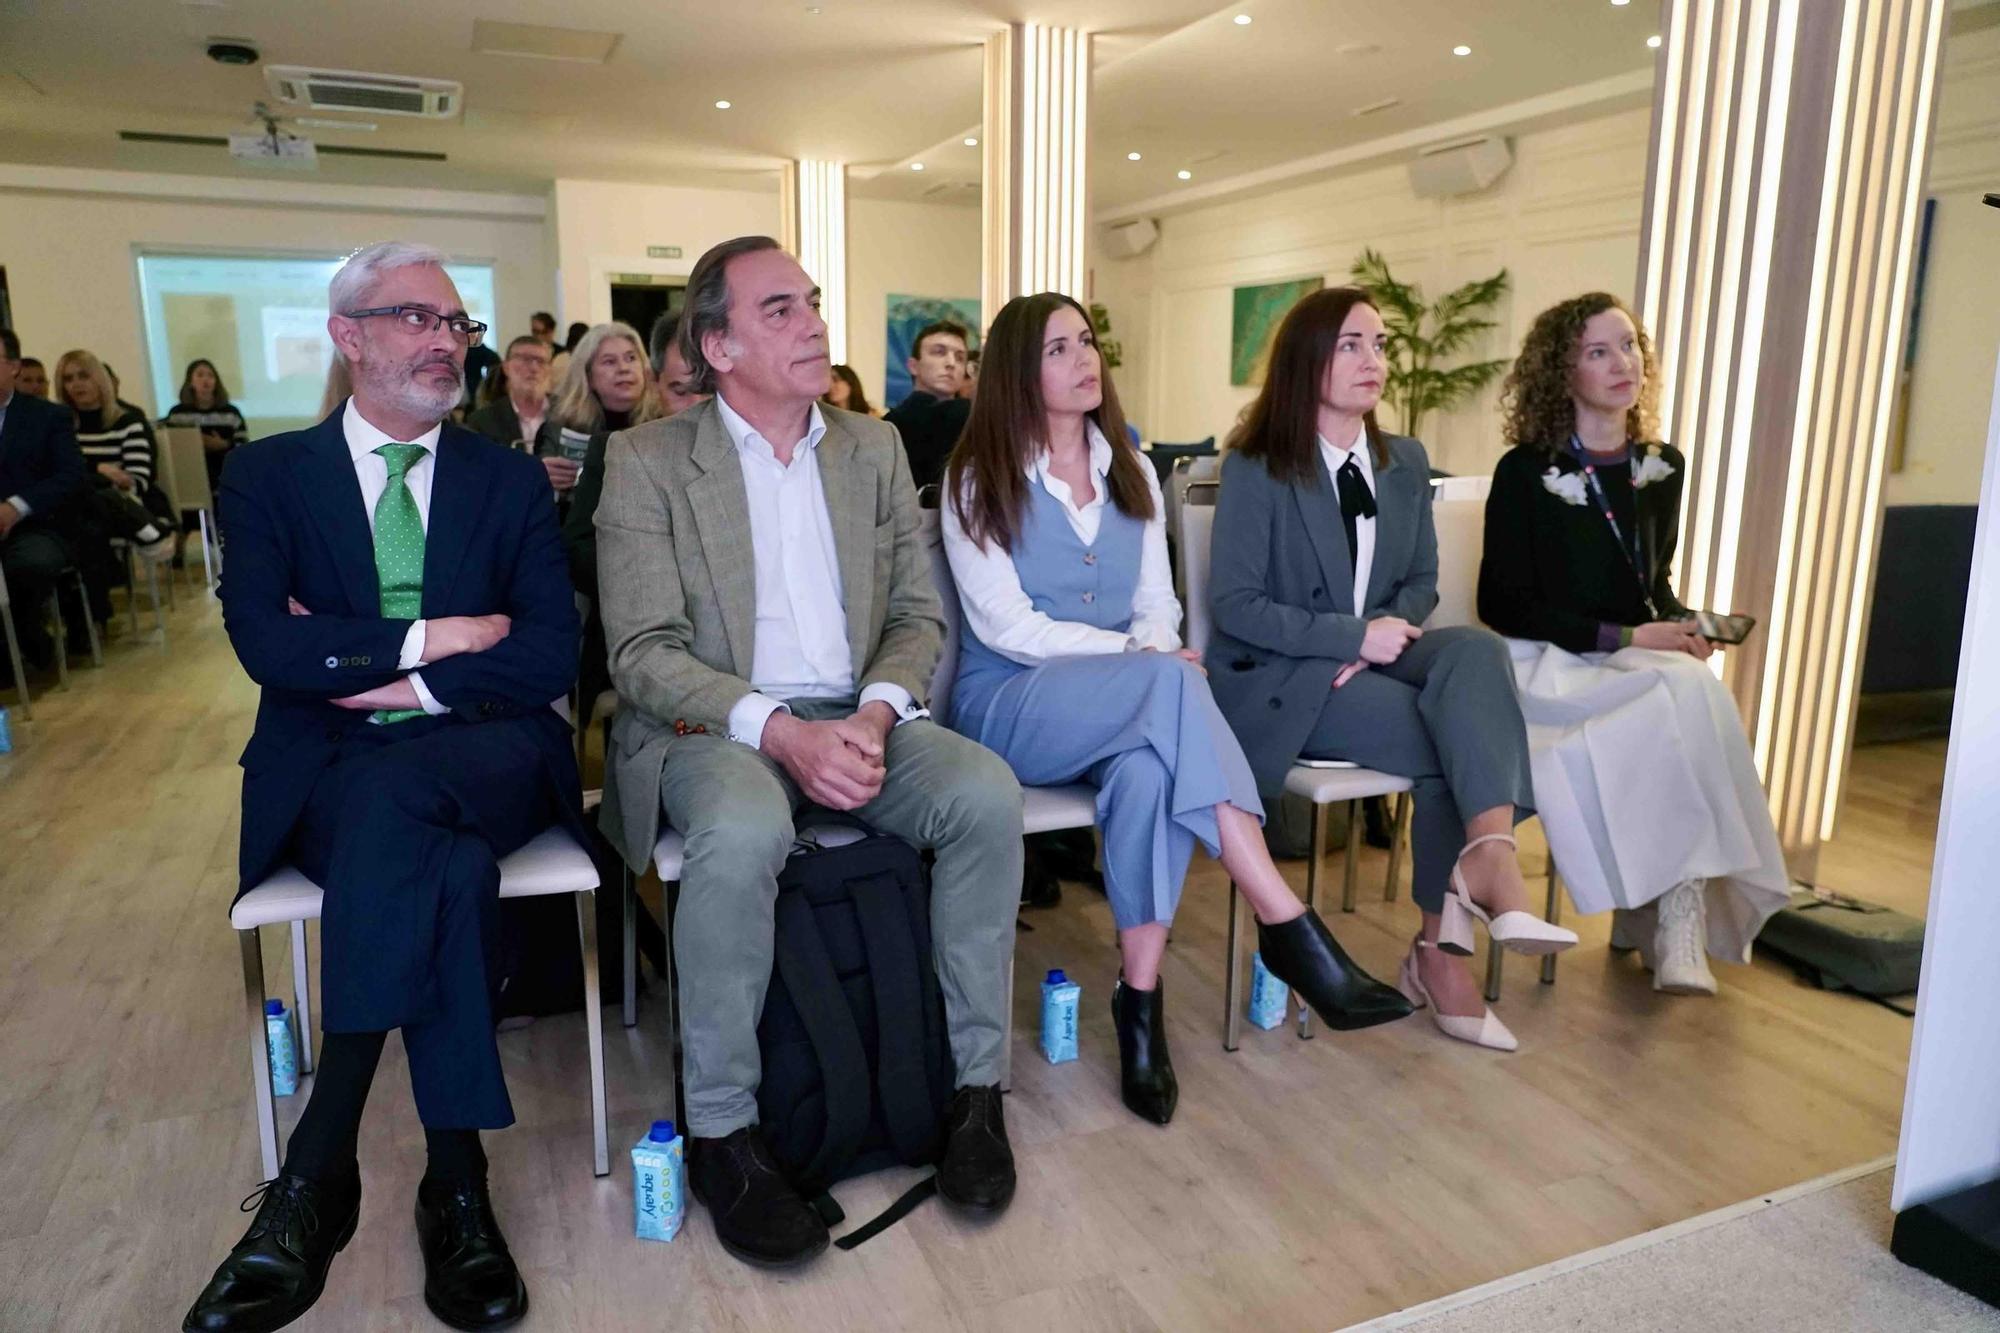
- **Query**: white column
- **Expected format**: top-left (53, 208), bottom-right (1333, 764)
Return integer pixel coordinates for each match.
top-left (782, 159), bottom-right (849, 364)
top-left (982, 22), bottom-right (1091, 330)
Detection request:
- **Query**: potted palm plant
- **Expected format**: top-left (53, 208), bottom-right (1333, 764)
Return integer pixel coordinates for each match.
top-left (1349, 248), bottom-right (1511, 441)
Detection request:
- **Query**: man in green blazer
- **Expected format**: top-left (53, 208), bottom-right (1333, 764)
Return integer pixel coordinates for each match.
top-left (594, 237), bottom-right (1024, 1268)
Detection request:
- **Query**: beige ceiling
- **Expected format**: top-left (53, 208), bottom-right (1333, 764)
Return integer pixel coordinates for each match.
top-left (0, 0), bottom-right (1669, 210)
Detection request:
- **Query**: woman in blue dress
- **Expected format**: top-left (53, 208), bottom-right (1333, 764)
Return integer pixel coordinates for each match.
top-left (941, 293), bottom-right (1411, 1125)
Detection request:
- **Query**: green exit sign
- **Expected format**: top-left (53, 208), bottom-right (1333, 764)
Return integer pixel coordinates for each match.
top-left (646, 245), bottom-right (683, 259)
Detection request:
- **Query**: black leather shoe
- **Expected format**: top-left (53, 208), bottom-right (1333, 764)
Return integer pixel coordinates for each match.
top-left (687, 1126), bottom-right (829, 1267)
top-left (937, 1086), bottom-right (1015, 1212)
top-left (414, 1177), bottom-right (528, 1331)
top-left (1111, 979), bottom-right (1178, 1125)
top-left (1258, 908), bottom-right (1415, 1031)
top-left (181, 1170), bottom-right (360, 1333)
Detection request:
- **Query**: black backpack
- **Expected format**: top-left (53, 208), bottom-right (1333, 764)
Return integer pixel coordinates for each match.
top-left (754, 820), bottom-right (955, 1247)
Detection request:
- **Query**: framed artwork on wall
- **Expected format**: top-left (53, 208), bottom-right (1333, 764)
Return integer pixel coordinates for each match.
top-left (1230, 276), bottom-right (1322, 386)
top-left (885, 293), bottom-right (981, 407)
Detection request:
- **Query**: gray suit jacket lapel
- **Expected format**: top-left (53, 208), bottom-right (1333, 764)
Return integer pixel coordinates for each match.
top-left (1363, 443), bottom-right (1409, 611)
top-left (1294, 462), bottom-right (1357, 614)
top-left (683, 401), bottom-right (757, 675)
top-left (815, 415), bottom-right (873, 678)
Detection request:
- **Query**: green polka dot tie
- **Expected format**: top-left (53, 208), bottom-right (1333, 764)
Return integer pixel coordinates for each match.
top-left (372, 443), bottom-right (428, 724)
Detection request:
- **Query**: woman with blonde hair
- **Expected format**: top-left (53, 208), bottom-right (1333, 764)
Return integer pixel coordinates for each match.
top-left (1478, 292), bottom-right (1789, 996)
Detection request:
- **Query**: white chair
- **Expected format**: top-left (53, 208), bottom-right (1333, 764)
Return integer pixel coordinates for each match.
top-left (1178, 484), bottom-right (1418, 1047)
top-left (159, 425), bottom-right (221, 593)
top-left (231, 826), bottom-right (609, 1179)
top-left (1431, 473), bottom-right (1493, 503)
top-left (1, 559), bottom-right (102, 708)
top-left (1165, 452), bottom-right (1222, 550)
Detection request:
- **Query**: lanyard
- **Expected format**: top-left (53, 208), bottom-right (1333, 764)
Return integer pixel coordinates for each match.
top-left (1567, 435), bottom-right (1656, 619)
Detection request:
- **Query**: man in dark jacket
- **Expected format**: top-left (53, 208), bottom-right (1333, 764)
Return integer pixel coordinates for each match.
top-left (0, 327), bottom-right (88, 672)
top-left (882, 318), bottom-right (972, 492)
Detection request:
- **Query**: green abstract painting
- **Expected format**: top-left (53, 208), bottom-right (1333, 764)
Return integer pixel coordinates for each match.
top-left (1230, 276), bottom-right (1323, 386)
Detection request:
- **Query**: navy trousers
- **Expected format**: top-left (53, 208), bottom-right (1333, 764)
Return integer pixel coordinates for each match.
top-left (290, 714), bottom-right (557, 1129)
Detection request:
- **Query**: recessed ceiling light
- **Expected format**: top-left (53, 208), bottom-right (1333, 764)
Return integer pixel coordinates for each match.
top-left (963, 137), bottom-right (979, 147)
top-left (1611, 0), bottom-right (1631, 6)
top-left (1647, 33), bottom-right (1662, 48)
top-left (714, 99), bottom-right (731, 109)
top-left (1127, 151), bottom-right (1142, 161)
top-left (806, 5), bottom-right (822, 12)
top-left (911, 162), bottom-right (925, 171)
top-left (1452, 44), bottom-right (1471, 56)
top-left (1177, 169), bottom-right (1192, 180)
top-left (1232, 13), bottom-right (1251, 25)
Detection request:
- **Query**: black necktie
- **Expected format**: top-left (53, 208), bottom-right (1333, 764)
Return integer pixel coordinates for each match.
top-left (1336, 456), bottom-right (1376, 566)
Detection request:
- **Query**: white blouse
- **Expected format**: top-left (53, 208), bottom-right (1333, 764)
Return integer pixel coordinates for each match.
top-left (941, 422), bottom-right (1183, 667)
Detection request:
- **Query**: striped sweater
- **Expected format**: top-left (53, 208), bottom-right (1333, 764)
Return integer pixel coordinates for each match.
top-left (74, 404), bottom-right (158, 488)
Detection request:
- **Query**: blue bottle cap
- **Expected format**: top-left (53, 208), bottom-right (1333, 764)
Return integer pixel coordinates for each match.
top-left (264, 999), bottom-right (286, 1017)
top-left (649, 1119), bottom-right (676, 1142)
top-left (1046, 968), bottom-right (1068, 985)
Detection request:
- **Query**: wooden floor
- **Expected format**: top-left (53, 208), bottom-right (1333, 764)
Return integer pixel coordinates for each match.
top-left (0, 588), bottom-right (1939, 1333)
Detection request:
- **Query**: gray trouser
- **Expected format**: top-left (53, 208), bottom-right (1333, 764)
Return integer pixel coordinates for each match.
top-left (1301, 625), bottom-right (1535, 913)
top-left (659, 700), bottom-right (1024, 1137)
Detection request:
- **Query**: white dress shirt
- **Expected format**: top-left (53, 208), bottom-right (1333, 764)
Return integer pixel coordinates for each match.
top-left (942, 421), bottom-right (1182, 666)
top-left (1318, 425), bottom-right (1375, 615)
top-left (342, 399), bottom-right (448, 716)
top-left (714, 393), bottom-right (922, 748)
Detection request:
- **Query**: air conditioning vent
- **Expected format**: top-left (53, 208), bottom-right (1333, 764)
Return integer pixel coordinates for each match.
top-left (265, 65), bottom-right (462, 119)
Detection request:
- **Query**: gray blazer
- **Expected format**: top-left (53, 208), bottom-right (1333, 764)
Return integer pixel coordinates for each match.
top-left (1205, 433), bottom-right (1438, 799)
top-left (592, 397), bottom-right (945, 869)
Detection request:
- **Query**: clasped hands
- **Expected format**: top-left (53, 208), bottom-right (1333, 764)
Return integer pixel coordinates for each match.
top-left (761, 701), bottom-right (897, 812)
top-left (286, 597), bottom-right (511, 710)
top-left (1333, 615), bottom-right (1423, 689)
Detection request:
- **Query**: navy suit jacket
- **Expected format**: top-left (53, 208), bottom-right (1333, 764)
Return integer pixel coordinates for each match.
top-left (218, 403), bottom-right (584, 895)
top-left (0, 391), bottom-right (88, 530)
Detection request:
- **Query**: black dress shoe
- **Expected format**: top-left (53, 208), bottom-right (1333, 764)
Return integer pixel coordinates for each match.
top-left (687, 1126), bottom-right (829, 1267)
top-left (937, 1085), bottom-right (1015, 1212)
top-left (181, 1170), bottom-right (361, 1333)
top-left (1258, 908), bottom-right (1415, 1031)
top-left (414, 1176), bottom-right (528, 1331)
top-left (1111, 979), bottom-right (1178, 1125)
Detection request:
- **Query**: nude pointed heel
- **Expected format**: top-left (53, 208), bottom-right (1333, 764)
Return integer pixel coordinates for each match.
top-left (1397, 941), bottom-right (1518, 1052)
top-left (1442, 833), bottom-right (1579, 957)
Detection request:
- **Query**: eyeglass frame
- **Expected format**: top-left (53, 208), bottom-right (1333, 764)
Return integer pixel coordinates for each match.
top-left (339, 305), bottom-right (490, 346)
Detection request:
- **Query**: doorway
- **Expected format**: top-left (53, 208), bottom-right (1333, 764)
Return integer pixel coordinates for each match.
top-left (610, 280), bottom-right (684, 342)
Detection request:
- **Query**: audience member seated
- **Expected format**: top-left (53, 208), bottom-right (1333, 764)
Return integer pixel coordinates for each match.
top-left (548, 319), bottom-right (590, 385)
top-left (54, 349), bottom-right (174, 617)
top-left (534, 322), bottom-right (662, 520)
top-left (529, 310), bottom-right (557, 347)
top-left (943, 293), bottom-right (1411, 1124)
top-left (0, 327), bottom-right (90, 676)
top-left (182, 241), bottom-right (581, 1333)
top-left (959, 347), bottom-right (979, 401)
top-left (466, 335), bottom-right (552, 451)
top-left (1478, 293), bottom-right (1789, 995)
top-left (16, 355), bottom-right (49, 399)
top-left (593, 236), bottom-right (1024, 1266)
top-left (647, 309), bottom-right (708, 417)
top-left (883, 319), bottom-right (973, 492)
top-left (822, 362), bottom-right (877, 417)
top-left (161, 358), bottom-right (250, 492)
top-left (1208, 287), bottom-right (1577, 1054)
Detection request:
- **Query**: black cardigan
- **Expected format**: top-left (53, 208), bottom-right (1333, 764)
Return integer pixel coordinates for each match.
top-left (1478, 441), bottom-right (1691, 653)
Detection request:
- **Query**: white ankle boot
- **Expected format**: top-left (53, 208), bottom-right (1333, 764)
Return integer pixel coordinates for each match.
top-left (1651, 881), bottom-right (1718, 995)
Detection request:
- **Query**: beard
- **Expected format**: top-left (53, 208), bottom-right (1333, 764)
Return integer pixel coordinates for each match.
top-left (353, 345), bottom-right (464, 422)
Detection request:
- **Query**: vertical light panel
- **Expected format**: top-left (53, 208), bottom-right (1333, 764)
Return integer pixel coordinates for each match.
top-left (784, 159), bottom-right (848, 364)
top-left (1635, 0), bottom-right (1946, 875)
top-left (982, 21), bottom-right (1090, 328)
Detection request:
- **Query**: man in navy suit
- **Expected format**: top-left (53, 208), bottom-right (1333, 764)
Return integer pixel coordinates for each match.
top-left (0, 327), bottom-right (89, 675)
top-left (183, 243), bottom-right (581, 1333)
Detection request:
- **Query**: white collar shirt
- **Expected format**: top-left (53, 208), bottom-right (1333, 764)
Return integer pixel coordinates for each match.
top-left (1317, 424), bottom-right (1375, 615)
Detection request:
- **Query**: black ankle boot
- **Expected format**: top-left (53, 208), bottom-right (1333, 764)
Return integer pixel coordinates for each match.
top-left (1111, 978), bottom-right (1178, 1125)
top-left (1258, 908), bottom-right (1414, 1031)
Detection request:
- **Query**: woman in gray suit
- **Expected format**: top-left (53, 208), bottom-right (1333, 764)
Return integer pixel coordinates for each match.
top-left (1207, 286), bottom-right (1576, 1052)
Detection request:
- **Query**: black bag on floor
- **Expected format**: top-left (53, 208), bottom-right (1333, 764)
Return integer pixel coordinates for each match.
top-left (755, 820), bottom-right (955, 1247)
top-left (1757, 887), bottom-right (1924, 998)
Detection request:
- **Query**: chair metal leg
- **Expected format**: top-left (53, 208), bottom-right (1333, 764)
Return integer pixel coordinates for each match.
top-left (1223, 880), bottom-right (1245, 1051)
top-left (199, 510), bottom-right (219, 593)
top-left (1484, 937), bottom-right (1504, 1004)
top-left (1340, 799), bottom-right (1362, 913)
top-left (165, 553), bottom-right (178, 609)
top-left (1000, 956), bottom-right (1014, 1093)
top-left (1, 601), bottom-right (31, 720)
top-left (76, 574), bottom-right (103, 667)
top-left (240, 927), bottom-right (281, 1180)
top-left (1384, 792), bottom-right (1411, 901)
top-left (621, 867), bottom-right (638, 1029)
top-left (46, 595), bottom-right (70, 690)
top-left (1541, 861), bottom-right (1562, 986)
top-left (1300, 801), bottom-right (1326, 1041)
top-left (576, 890), bottom-right (609, 1177)
top-left (124, 546), bottom-right (140, 637)
top-left (146, 562), bottom-right (165, 636)
top-left (289, 921), bottom-right (314, 1075)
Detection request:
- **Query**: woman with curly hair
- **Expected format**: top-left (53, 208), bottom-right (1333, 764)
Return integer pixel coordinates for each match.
top-left (1478, 293), bottom-right (1788, 996)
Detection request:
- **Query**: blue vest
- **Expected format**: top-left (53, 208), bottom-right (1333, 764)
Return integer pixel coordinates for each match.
top-left (952, 476), bottom-right (1145, 730)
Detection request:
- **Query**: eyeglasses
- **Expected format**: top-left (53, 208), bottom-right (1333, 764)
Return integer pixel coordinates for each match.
top-left (340, 306), bottom-right (489, 346)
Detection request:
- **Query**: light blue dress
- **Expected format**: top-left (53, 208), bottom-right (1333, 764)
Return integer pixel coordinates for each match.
top-left (950, 480), bottom-right (1263, 929)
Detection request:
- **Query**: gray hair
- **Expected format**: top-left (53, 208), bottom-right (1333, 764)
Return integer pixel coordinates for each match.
top-left (329, 240), bottom-right (449, 315)
top-left (676, 235), bottom-right (783, 395)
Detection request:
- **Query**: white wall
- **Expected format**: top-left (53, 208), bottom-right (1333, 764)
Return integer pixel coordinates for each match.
top-left (0, 165), bottom-right (550, 420)
top-left (548, 177), bottom-right (779, 332)
top-left (846, 196), bottom-right (982, 410)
